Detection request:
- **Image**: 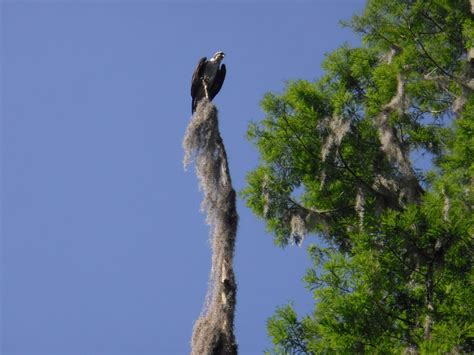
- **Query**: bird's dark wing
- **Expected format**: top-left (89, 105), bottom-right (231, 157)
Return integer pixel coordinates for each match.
top-left (191, 57), bottom-right (207, 113)
top-left (191, 57), bottom-right (206, 98)
top-left (209, 64), bottom-right (226, 101)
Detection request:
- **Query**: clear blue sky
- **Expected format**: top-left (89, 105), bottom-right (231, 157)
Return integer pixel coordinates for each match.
top-left (1, 1), bottom-right (366, 354)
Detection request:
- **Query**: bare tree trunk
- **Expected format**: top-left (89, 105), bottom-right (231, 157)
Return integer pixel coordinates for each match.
top-left (183, 99), bottom-right (238, 355)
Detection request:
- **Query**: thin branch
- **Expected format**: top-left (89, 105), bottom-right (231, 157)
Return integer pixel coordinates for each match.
top-left (384, 241), bottom-right (426, 278)
top-left (405, 22), bottom-right (471, 91)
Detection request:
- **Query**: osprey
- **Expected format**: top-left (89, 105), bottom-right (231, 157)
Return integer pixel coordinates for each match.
top-left (191, 51), bottom-right (226, 113)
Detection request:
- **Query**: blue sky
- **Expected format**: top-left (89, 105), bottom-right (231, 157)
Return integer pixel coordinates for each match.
top-left (1, 1), bottom-right (366, 354)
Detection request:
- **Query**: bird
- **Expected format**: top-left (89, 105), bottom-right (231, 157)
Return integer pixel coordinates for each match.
top-left (191, 51), bottom-right (226, 113)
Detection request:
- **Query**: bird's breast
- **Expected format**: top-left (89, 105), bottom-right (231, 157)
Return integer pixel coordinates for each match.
top-left (202, 62), bottom-right (219, 81)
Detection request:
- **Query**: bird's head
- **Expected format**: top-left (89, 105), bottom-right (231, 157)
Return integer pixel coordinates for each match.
top-left (211, 51), bottom-right (225, 62)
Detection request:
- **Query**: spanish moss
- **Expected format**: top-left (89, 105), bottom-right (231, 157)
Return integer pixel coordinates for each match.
top-left (183, 99), bottom-right (238, 355)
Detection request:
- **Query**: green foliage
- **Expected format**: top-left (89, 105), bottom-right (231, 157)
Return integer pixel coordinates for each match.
top-left (266, 305), bottom-right (317, 354)
top-left (243, 0), bottom-right (474, 352)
